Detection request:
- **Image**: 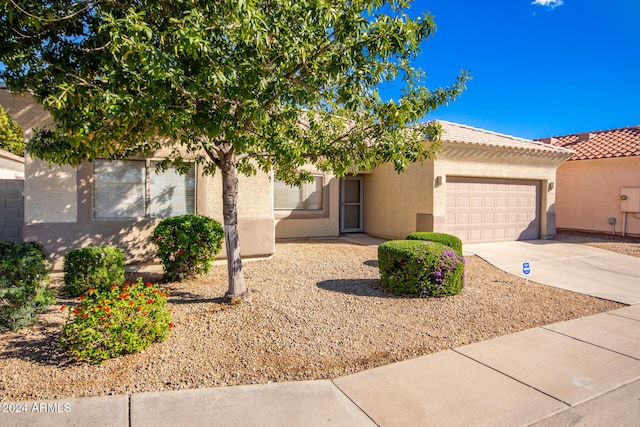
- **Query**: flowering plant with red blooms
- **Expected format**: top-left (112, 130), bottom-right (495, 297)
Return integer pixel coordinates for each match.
top-left (59, 278), bottom-right (172, 363)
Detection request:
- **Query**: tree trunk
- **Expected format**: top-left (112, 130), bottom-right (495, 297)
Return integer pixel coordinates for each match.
top-left (221, 160), bottom-right (250, 303)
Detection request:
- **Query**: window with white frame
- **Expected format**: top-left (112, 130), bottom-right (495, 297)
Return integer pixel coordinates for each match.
top-left (94, 160), bottom-right (195, 219)
top-left (273, 176), bottom-right (323, 210)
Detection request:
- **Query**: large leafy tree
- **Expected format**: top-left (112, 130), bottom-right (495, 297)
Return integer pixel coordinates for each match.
top-left (0, 104), bottom-right (23, 156)
top-left (0, 0), bottom-right (468, 302)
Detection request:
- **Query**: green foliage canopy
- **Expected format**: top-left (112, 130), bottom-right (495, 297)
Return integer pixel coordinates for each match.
top-left (0, 0), bottom-right (469, 300)
top-left (0, 0), bottom-right (469, 182)
top-left (0, 104), bottom-right (23, 157)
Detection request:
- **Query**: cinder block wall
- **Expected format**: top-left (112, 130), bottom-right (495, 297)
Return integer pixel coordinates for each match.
top-left (0, 179), bottom-right (24, 242)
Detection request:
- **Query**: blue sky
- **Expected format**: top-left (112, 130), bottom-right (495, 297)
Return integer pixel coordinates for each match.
top-left (3, 1), bottom-right (637, 140)
top-left (381, 0), bottom-right (640, 139)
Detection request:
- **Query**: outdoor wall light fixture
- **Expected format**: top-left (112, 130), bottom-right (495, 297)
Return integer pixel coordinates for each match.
top-left (548, 181), bottom-right (555, 192)
top-left (434, 176), bottom-right (443, 187)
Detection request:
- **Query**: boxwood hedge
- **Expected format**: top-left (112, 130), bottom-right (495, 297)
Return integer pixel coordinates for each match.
top-left (406, 232), bottom-right (463, 256)
top-left (378, 240), bottom-right (465, 297)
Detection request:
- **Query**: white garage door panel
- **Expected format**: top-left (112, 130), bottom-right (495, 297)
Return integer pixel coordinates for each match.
top-left (446, 177), bottom-right (540, 243)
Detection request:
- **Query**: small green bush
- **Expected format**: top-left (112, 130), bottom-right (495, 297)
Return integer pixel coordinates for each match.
top-left (63, 246), bottom-right (126, 297)
top-left (406, 232), bottom-right (463, 256)
top-left (378, 240), bottom-right (465, 297)
top-left (60, 278), bottom-right (172, 363)
top-left (0, 242), bottom-right (56, 332)
top-left (151, 214), bottom-right (224, 280)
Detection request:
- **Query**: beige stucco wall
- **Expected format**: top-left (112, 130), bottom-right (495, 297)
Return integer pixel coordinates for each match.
top-left (25, 157), bottom-right (78, 223)
top-left (364, 143), bottom-right (569, 241)
top-left (0, 90), bottom-right (53, 140)
top-left (203, 168), bottom-right (273, 219)
top-left (363, 161), bottom-right (435, 240)
top-left (23, 160), bottom-right (276, 269)
top-left (555, 156), bottom-right (640, 236)
top-left (202, 167), bottom-right (276, 259)
top-left (274, 171), bottom-right (340, 239)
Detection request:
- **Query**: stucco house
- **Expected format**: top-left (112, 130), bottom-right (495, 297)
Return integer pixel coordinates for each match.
top-left (279, 121), bottom-right (573, 244)
top-left (2, 88), bottom-right (573, 268)
top-left (1, 89), bottom-right (274, 268)
top-left (538, 126), bottom-right (640, 237)
top-left (0, 149), bottom-right (24, 180)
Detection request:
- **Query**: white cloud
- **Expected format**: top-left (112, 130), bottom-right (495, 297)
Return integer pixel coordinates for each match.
top-left (531, 0), bottom-right (564, 9)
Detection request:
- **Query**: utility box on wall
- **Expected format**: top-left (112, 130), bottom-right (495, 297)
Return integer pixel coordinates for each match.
top-left (621, 187), bottom-right (640, 212)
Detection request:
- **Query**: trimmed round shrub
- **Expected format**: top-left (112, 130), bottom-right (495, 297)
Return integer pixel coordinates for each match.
top-left (151, 214), bottom-right (224, 280)
top-left (406, 232), bottom-right (463, 256)
top-left (378, 240), bottom-right (465, 297)
top-left (0, 242), bottom-right (56, 332)
top-left (60, 278), bottom-right (172, 364)
top-left (63, 246), bottom-right (126, 297)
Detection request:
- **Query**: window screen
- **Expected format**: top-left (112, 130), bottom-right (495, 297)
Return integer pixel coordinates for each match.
top-left (150, 162), bottom-right (195, 218)
top-left (94, 160), bottom-right (195, 219)
top-left (94, 160), bottom-right (145, 219)
top-left (274, 176), bottom-right (323, 210)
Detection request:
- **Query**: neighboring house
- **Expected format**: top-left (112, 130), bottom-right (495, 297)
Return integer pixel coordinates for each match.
top-left (1, 88), bottom-right (573, 268)
top-left (0, 149), bottom-right (24, 179)
top-left (537, 126), bottom-right (640, 237)
top-left (275, 121), bottom-right (573, 244)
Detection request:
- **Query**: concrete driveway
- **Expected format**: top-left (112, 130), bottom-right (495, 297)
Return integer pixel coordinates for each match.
top-left (464, 240), bottom-right (640, 305)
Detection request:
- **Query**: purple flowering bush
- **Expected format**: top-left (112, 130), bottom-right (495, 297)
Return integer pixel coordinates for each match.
top-left (378, 240), bottom-right (465, 297)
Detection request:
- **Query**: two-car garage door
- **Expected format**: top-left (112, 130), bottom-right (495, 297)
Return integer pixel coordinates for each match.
top-left (446, 177), bottom-right (540, 243)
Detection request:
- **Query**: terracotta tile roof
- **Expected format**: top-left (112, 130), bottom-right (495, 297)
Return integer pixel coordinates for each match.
top-left (433, 120), bottom-right (573, 155)
top-left (536, 126), bottom-right (640, 161)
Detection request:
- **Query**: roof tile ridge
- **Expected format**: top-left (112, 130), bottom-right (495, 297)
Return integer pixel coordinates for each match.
top-left (435, 119), bottom-right (544, 145)
top-left (539, 125), bottom-right (640, 140)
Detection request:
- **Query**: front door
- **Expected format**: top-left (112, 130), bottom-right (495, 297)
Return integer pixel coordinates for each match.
top-left (340, 177), bottom-right (363, 233)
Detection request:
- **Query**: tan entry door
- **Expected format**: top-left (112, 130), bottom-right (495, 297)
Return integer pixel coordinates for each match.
top-left (340, 177), bottom-right (363, 232)
top-left (446, 177), bottom-right (540, 243)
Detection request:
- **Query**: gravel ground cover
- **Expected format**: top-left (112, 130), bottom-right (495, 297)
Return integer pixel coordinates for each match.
top-left (554, 230), bottom-right (640, 258)
top-left (0, 232), bottom-right (630, 401)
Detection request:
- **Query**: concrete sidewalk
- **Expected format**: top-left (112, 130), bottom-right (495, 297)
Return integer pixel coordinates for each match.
top-left (4, 305), bottom-right (640, 427)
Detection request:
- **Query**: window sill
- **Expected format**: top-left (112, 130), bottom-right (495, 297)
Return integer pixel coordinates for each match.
top-left (274, 209), bottom-right (329, 219)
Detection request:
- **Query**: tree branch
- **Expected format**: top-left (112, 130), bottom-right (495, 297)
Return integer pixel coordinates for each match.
top-left (244, 24), bottom-right (346, 134)
top-left (43, 61), bottom-right (105, 91)
top-left (9, 0), bottom-right (100, 23)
